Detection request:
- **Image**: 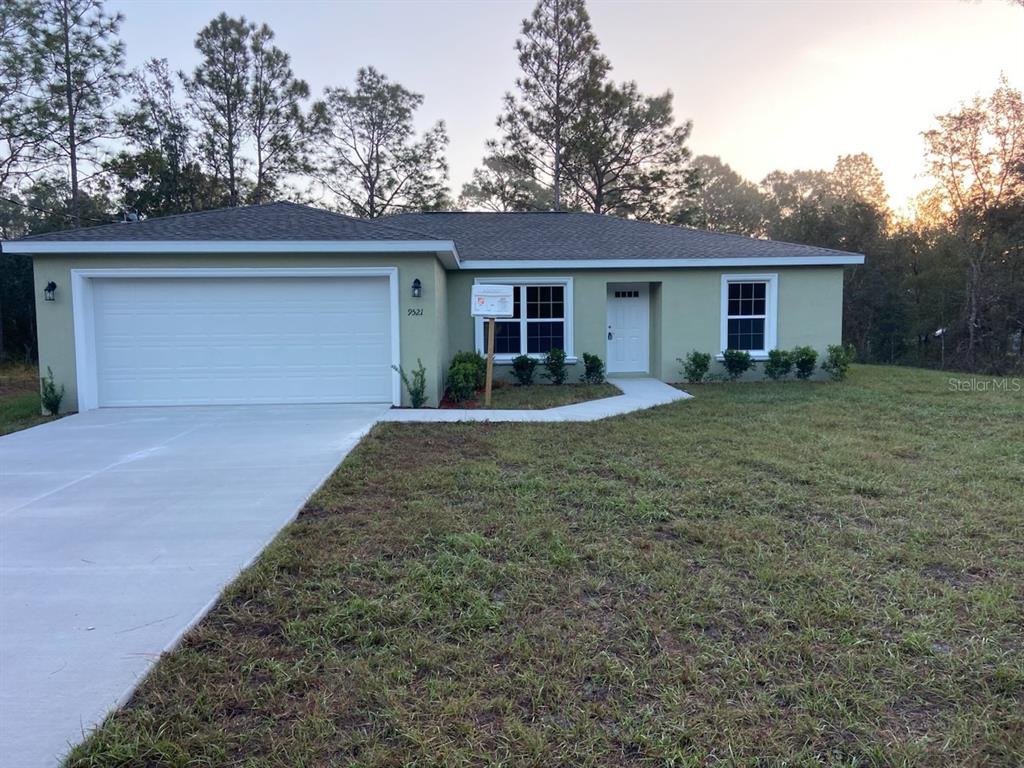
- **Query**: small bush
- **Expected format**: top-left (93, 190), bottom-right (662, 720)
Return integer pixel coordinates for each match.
top-left (679, 351), bottom-right (711, 383)
top-left (448, 350), bottom-right (486, 390)
top-left (580, 353), bottom-right (605, 384)
top-left (822, 343), bottom-right (855, 381)
top-left (791, 346), bottom-right (818, 380)
top-left (764, 349), bottom-right (793, 380)
top-left (511, 354), bottom-right (538, 386)
top-left (542, 348), bottom-right (568, 385)
top-left (721, 349), bottom-right (754, 381)
top-left (40, 366), bottom-right (65, 415)
top-left (393, 359), bottom-right (428, 408)
top-left (446, 362), bottom-right (479, 403)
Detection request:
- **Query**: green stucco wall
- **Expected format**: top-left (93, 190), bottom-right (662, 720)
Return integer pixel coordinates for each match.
top-left (33, 254), bottom-right (844, 413)
top-left (446, 266), bottom-right (845, 383)
top-left (32, 252), bottom-right (448, 411)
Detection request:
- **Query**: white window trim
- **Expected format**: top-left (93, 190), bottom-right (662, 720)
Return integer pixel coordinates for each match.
top-left (69, 267), bottom-right (401, 411)
top-left (472, 276), bottom-right (575, 363)
top-left (719, 273), bottom-right (778, 360)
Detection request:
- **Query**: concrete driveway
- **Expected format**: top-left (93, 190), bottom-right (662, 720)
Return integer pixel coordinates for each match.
top-left (0, 404), bottom-right (387, 767)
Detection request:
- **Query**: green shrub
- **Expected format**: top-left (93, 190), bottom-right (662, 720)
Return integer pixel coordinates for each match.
top-left (392, 359), bottom-right (428, 408)
top-left (721, 349), bottom-right (753, 381)
top-left (446, 362), bottom-right (479, 403)
top-left (511, 354), bottom-right (538, 386)
top-left (542, 348), bottom-right (568, 385)
top-left (679, 351), bottom-right (711, 383)
top-left (40, 367), bottom-right (65, 415)
top-left (764, 349), bottom-right (793, 380)
top-left (448, 350), bottom-right (486, 390)
top-left (580, 353), bottom-right (605, 384)
top-left (791, 346), bottom-right (818, 380)
top-left (822, 343), bottom-right (855, 381)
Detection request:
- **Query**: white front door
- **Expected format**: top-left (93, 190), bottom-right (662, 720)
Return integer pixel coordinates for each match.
top-left (606, 283), bottom-right (649, 373)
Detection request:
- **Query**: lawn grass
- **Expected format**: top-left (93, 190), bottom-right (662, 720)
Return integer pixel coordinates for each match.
top-left (67, 365), bottom-right (1024, 766)
top-left (0, 364), bottom-right (53, 436)
top-left (474, 382), bottom-right (621, 410)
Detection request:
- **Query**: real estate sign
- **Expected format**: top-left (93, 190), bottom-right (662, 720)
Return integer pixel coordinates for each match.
top-left (471, 284), bottom-right (515, 318)
top-left (471, 284), bottom-right (514, 408)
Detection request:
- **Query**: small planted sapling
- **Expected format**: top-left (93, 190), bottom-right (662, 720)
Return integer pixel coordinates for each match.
top-left (40, 367), bottom-right (65, 415)
top-left (448, 350), bottom-right (487, 390)
top-left (580, 353), bottom-right (605, 384)
top-left (679, 351), bottom-right (711, 383)
top-left (446, 362), bottom-right (479, 402)
top-left (822, 344), bottom-right (855, 381)
top-left (511, 354), bottom-right (538, 386)
top-left (392, 359), bottom-right (428, 408)
top-left (764, 349), bottom-right (793, 380)
top-left (721, 349), bottom-right (753, 381)
top-left (791, 346), bottom-right (818, 380)
top-left (542, 348), bottom-right (568, 385)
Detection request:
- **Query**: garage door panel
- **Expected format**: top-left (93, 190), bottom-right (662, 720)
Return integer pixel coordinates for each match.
top-left (91, 276), bottom-right (393, 406)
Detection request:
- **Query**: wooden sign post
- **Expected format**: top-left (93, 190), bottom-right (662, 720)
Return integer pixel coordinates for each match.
top-left (470, 285), bottom-right (515, 410)
top-left (485, 317), bottom-right (496, 407)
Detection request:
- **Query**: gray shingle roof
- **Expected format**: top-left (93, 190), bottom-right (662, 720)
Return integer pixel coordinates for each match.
top-left (11, 202), bottom-right (863, 263)
top-left (384, 211), bottom-right (862, 261)
top-left (16, 201), bottom-right (438, 243)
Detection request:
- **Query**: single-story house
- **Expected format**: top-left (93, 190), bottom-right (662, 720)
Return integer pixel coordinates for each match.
top-left (4, 201), bottom-right (864, 410)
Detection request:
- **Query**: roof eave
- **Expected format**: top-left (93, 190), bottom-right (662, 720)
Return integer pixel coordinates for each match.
top-left (2, 238), bottom-right (461, 267)
top-left (459, 254), bottom-right (865, 269)
top-left (2, 238), bottom-right (861, 270)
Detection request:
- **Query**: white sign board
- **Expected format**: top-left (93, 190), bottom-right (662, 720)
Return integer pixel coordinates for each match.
top-left (471, 284), bottom-right (515, 318)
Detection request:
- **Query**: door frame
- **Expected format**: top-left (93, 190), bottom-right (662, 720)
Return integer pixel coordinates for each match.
top-left (70, 267), bottom-right (401, 411)
top-left (606, 282), bottom-right (650, 374)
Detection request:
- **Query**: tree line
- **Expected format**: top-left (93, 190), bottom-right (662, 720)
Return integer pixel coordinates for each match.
top-left (688, 76), bottom-right (1023, 375)
top-left (0, 0), bottom-right (453, 229)
top-left (1, 0), bottom-right (1021, 374)
top-left (0, 0), bottom-right (696, 232)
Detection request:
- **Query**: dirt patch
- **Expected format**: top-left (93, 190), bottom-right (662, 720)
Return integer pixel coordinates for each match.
top-left (922, 563), bottom-right (992, 588)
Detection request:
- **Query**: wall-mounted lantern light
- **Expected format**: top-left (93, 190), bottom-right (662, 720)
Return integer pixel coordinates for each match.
top-left (43, 281), bottom-right (57, 302)
top-left (411, 278), bottom-right (422, 299)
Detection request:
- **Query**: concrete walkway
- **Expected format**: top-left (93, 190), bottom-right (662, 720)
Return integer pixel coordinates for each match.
top-left (0, 403), bottom-right (387, 768)
top-left (382, 377), bottom-right (690, 423)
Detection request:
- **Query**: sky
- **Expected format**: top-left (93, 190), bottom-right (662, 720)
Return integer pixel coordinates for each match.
top-left (107, 0), bottom-right (1024, 214)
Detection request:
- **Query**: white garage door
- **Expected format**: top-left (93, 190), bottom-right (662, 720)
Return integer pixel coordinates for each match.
top-left (90, 276), bottom-right (393, 406)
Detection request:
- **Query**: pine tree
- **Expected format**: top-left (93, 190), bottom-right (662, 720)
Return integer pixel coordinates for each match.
top-left (30, 0), bottom-right (126, 226)
top-left (0, 0), bottom-right (45, 192)
top-left (248, 24), bottom-right (309, 204)
top-left (496, 0), bottom-right (607, 211)
top-left (182, 13), bottom-right (254, 207)
top-left (563, 80), bottom-right (697, 221)
top-left (312, 67), bottom-right (449, 218)
top-left (104, 58), bottom-right (223, 217)
top-left (459, 152), bottom-right (551, 212)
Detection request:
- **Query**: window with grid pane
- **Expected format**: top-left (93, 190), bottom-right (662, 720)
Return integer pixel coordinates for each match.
top-left (477, 282), bottom-right (568, 357)
top-left (726, 281), bottom-right (766, 351)
top-left (493, 287), bottom-right (521, 354)
top-left (525, 285), bottom-right (564, 353)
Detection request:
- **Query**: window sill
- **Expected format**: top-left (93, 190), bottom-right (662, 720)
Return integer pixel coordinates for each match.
top-left (716, 352), bottom-right (769, 361)
top-left (489, 355), bottom-right (578, 365)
